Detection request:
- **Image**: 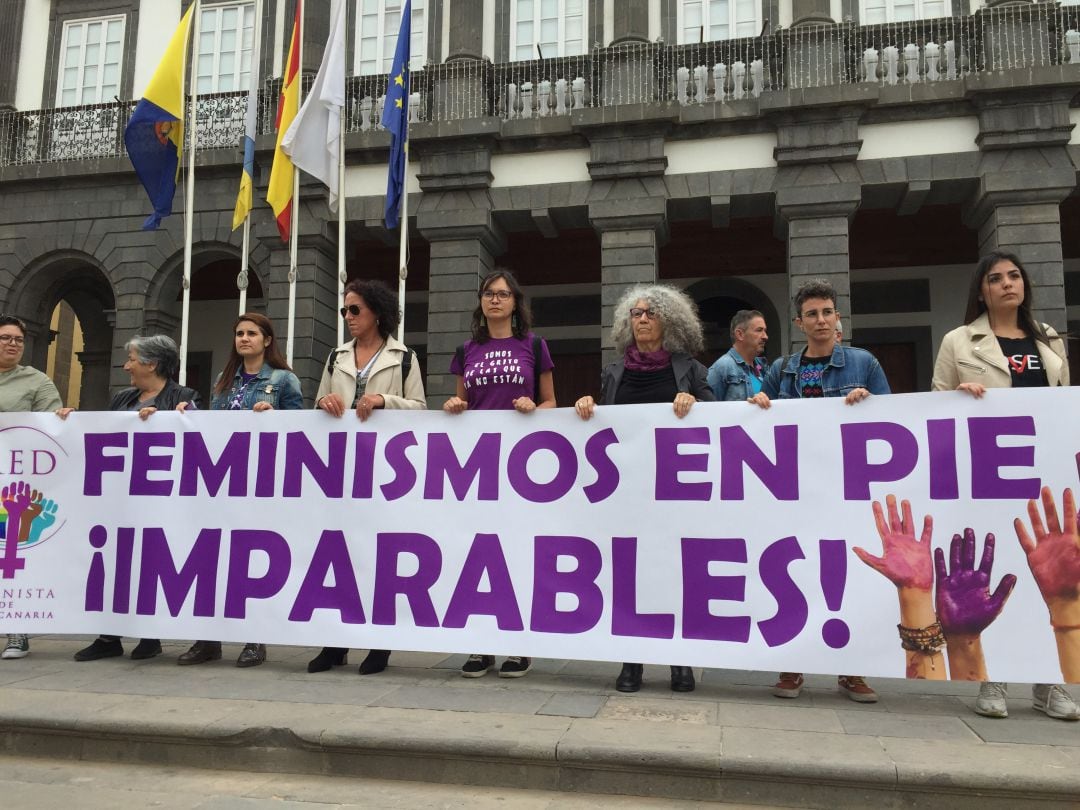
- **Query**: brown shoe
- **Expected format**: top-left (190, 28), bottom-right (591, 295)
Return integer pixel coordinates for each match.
top-left (177, 640), bottom-right (222, 665)
top-left (838, 675), bottom-right (878, 703)
top-left (773, 672), bottom-right (804, 698)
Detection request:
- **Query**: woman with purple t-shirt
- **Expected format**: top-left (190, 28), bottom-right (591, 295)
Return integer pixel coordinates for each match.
top-left (444, 268), bottom-right (556, 679)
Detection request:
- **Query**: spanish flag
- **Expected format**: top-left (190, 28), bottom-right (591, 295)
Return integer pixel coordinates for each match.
top-left (124, 3), bottom-right (195, 230)
top-left (267, 0), bottom-right (301, 242)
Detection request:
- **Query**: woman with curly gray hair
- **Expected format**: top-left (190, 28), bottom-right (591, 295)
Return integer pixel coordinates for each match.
top-left (574, 283), bottom-right (714, 694)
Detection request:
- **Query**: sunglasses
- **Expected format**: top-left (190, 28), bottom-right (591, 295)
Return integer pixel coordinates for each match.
top-left (339, 304), bottom-right (366, 318)
top-left (630, 307), bottom-right (658, 320)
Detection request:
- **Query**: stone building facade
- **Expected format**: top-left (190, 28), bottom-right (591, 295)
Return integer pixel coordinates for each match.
top-left (1, 0), bottom-right (1078, 410)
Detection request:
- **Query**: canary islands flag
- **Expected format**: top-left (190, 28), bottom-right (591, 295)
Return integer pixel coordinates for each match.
top-left (384, 0), bottom-right (411, 230)
top-left (124, 4), bottom-right (195, 230)
top-left (267, 0), bottom-right (301, 242)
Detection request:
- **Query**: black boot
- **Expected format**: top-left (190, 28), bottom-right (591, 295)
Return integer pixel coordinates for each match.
top-left (358, 649), bottom-right (391, 675)
top-left (308, 646), bottom-right (348, 673)
top-left (670, 665), bottom-right (695, 692)
top-left (616, 662), bottom-right (643, 692)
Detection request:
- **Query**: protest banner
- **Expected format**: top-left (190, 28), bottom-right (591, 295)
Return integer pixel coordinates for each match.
top-left (2, 388), bottom-right (1077, 682)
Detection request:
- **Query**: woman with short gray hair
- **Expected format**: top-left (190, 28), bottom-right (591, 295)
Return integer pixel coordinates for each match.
top-left (59, 334), bottom-right (201, 662)
top-left (574, 283), bottom-right (714, 694)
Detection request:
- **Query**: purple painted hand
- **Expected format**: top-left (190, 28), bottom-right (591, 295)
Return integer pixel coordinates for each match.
top-left (934, 529), bottom-right (1017, 637)
top-left (853, 494), bottom-right (934, 590)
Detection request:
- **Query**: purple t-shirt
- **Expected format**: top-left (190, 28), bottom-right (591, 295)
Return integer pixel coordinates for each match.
top-left (449, 333), bottom-right (554, 411)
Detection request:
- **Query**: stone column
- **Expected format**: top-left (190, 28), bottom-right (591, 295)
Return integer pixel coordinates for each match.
top-left (259, 200), bottom-right (339, 404)
top-left (611, 0), bottom-right (649, 44)
top-left (776, 197), bottom-right (859, 329)
top-left (0, 0), bottom-right (26, 112)
top-left (75, 350), bottom-right (112, 411)
top-left (416, 137), bottom-right (503, 407)
top-left (589, 197), bottom-right (668, 365)
top-left (430, 0), bottom-right (491, 120)
top-left (966, 88), bottom-right (1075, 333)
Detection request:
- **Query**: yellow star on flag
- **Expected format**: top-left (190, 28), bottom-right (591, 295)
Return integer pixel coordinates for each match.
top-left (394, 73), bottom-right (404, 86)
top-left (395, 98), bottom-right (403, 108)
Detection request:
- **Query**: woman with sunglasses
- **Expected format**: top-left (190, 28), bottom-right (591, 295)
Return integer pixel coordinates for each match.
top-left (175, 312), bottom-right (302, 669)
top-left (444, 268), bottom-right (556, 679)
top-left (574, 284), bottom-right (714, 693)
top-left (307, 279), bottom-right (426, 677)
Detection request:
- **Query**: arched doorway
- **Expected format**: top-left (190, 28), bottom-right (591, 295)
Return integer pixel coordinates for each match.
top-left (8, 252), bottom-right (116, 410)
top-left (684, 277), bottom-right (782, 366)
top-left (147, 246), bottom-right (266, 405)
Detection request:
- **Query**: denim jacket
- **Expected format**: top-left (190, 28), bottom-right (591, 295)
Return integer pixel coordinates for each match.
top-left (706, 348), bottom-right (768, 402)
top-left (762, 344), bottom-right (891, 399)
top-left (210, 364), bottom-right (304, 411)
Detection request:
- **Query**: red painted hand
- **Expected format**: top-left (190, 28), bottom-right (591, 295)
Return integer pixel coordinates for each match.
top-left (1015, 487), bottom-right (1080, 615)
top-left (854, 494), bottom-right (934, 591)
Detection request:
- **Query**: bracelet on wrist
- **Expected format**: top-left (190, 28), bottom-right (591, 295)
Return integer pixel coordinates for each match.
top-left (898, 621), bottom-right (946, 653)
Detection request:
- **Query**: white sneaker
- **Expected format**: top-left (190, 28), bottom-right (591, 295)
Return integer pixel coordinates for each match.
top-left (1032, 684), bottom-right (1080, 721)
top-left (974, 681), bottom-right (1008, 718)
top-left (1, 634), bottom-right (29, 659)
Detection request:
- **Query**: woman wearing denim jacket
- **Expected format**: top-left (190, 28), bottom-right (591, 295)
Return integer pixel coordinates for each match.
top-left (176, 312), bottom-right (302, 668)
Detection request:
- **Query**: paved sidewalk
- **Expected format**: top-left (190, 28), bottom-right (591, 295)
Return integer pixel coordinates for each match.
top-left (1, 637), bottom-right (1078, 808)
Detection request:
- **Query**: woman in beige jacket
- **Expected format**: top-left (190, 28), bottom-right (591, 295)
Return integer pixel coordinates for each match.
top-left (309, 279), bottom-right (426, 677)
top-left (932, 250), bottom-right (1076, 722)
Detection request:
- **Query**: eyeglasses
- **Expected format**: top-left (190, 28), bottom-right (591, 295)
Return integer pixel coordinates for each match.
top-left (481, 290), bottom-right (513, 301)
top-left (339, 304), bottom-right (366, 318)
top-left (0, 335), bottom-right (25, 346)
top-left (630, 308), bottom-right (658, 320)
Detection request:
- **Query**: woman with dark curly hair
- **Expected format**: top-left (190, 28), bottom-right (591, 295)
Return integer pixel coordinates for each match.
top-left (307, 279), bottom-right (426, 677)
top-left (444, 268), bottom-right (556, 679)
top-left (574, 283), bottom-right (714, 693)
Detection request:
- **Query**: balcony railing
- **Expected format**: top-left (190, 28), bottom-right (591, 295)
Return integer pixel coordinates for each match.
top-left (2, 3), bottom-right (1079, 169)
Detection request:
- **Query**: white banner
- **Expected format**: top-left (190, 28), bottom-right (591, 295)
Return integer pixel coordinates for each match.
top-left (2, 388), bottom-right (1078, 682)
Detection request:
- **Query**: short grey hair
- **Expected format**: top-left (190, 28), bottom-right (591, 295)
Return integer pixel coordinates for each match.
top-left (730, 309), bottom-right (764, 341)
top-left (610, 284), bottom-right (705, 355)
top-left (126, 335), bottom-right (180, 381)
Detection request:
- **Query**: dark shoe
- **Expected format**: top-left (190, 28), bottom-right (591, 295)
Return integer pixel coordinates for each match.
top-left (131, 638), bottom-right (162, 660)
top-left (358, 649), bottom-right (390, 675)
top-left (670, 665), bottom-right (696, 692)
top-left (461, 654), bottom-right (495, 678)
top-left (308, 646), bottom-right (348, 673)
top-left (236, 643), bottom-right (267, 668)
top-left (74, 637), bottom-right (123, 661)
top-left (616, 663), bottom-right (643, 692)
top-left (177, 640), bottom-right (222, 666)
top-left (498, 656), bottom-right (532, 678)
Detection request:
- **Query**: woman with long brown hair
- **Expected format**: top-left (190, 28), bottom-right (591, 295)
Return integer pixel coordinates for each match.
top-left (177, 312), bottom-right (302, 668)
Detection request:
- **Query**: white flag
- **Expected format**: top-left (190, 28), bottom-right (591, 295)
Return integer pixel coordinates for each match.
top-left (281, 0), bottom-right (346, 212)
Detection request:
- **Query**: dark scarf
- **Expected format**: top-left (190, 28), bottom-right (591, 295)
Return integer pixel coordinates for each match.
top-left (624, 344), bottom-right (672, 372)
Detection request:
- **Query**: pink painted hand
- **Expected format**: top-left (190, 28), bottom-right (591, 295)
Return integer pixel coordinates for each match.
top-left (1015, 487), bottom-right (1080, 622)
top-left (934, 529), bottom-right (1016, 637)
top-left (853, 494), bottom-right (934, 591)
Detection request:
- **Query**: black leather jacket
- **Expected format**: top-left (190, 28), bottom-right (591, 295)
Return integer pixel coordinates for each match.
top-left (108, 379), bottom-right (201, 411)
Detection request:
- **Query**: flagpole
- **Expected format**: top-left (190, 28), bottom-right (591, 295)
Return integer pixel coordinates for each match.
top-left (238, 217), bottom-right (250, 314)
top-left (337, 103), bottom-right (346, 346)
top-left (286, 0), bottom-right (304, 367)
top-left (396, 124), bottom-right (408, 344)
top-left (237, 0), bottom-right (261, 317)
top-left (336, 6), bottom-right (347, 347)
top-left (396, 38), bottom-right (410, 344)
top-left (180, 0), bottom-right (201, 386)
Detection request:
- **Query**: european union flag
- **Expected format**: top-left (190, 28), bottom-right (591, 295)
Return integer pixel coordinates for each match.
top-left (384, 1), bottom-right (411, 230)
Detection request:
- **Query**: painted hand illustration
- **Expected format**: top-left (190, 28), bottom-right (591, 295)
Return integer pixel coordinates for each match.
top-left (27, 498), bottom-right (58, 543)
top-left (1, 481), bottom-right (32, 543)
top-left (853, 494), bottom-right (934, 591)
top-left (934, 529), bottom-right (1016, 637)
top-left (1015, 487), bottom-right (1080, 621)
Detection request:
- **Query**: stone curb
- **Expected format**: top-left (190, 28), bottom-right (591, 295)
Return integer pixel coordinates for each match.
top-left (2, 687), bottom-right (1080, 808)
